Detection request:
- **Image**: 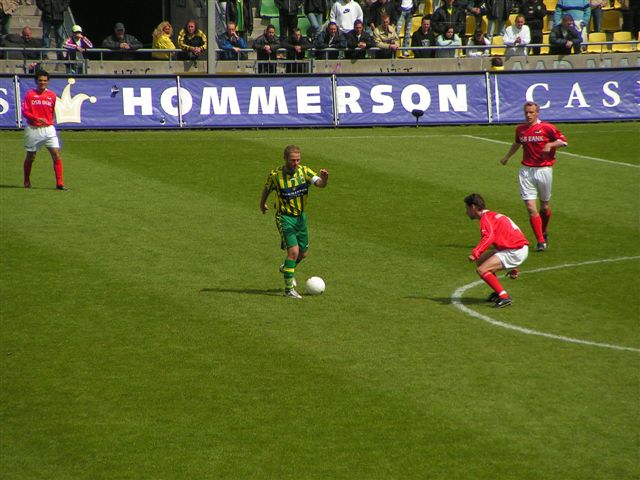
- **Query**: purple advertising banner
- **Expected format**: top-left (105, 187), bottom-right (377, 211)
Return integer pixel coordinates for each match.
top-left (178, 76), bottom-right (335, 127)
top-left (335, 74), bottom-right (489, 126)
top-left (0, 76), bottom-right (18, 128)
top-left (492, 70), bottom-right (640, 123)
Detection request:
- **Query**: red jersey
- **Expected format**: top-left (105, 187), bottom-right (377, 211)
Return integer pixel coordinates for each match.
top-left (471, 210), bottom-right (529, 259)
top-left (22, 88), bottom-right (57, 127)
top-left (515, 120), bottom-right (567, 167)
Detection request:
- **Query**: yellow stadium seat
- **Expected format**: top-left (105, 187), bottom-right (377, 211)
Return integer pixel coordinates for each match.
top-left (587, 32), bottom-right (608, 52)
top-left (412, 15), bottom-right (423, 33)
top-left (465, 15), bottom-right (488, 35)
top-left (422, 0), bottom-right (433, 14)
top-left (545, 0), bottom-right (558, 11)
top-left (611, 31), bottom-right (634, 52)
top-left (490, 35), bottom-right (505, 55)
top-left (540, 33), bottom-right (550, 54)
top-left (602, 9), bottom-right (622, 31)
top-left (506, 14), bottom-right (518, 27)
top-left (543, 15), bottom-right (552, 33)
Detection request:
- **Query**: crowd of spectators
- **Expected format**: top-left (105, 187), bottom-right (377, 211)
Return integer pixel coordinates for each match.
top-left (0, 0), bottom-right (638, 69)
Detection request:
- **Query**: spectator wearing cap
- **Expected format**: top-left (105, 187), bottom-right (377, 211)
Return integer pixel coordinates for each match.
top-left (64, 24), bottom-right (93, 72)
top-left (102, 22), bottom-right (143, 60)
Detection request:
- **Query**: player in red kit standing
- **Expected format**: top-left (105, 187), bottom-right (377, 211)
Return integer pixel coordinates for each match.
top-left (499, 101), bottom-right (568, 251)
top-left (465, 193), bottom-right (529, 308)
top-left (21, 69), bottom-right (66, 190)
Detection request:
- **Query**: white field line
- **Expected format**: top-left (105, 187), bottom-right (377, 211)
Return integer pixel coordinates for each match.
top-left (451, 256), bottom-right (640, 353)
top-left (463, 134), bottom-right (640, 169)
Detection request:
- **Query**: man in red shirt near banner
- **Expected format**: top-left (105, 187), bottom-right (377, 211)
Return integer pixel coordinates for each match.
top-left (465, 193), bottom-right (529, 308)
top-left (499, 101), bottom-right (568, 251)
top-left (21, 69), bottom-right (66, 190)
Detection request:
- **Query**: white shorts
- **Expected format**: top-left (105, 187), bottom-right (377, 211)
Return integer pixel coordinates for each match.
top-left (519, 166), bottom-right (552, 201)
top-left (24, 125), bottom-right (60, 152)
top-left (495, 245), bottom-right (529, 270)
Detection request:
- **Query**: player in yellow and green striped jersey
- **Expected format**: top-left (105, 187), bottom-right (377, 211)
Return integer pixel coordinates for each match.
top-left (260, 145), bottom-right (329, 299)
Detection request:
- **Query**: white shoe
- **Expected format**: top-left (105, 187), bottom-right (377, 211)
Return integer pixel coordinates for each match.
top-left (279, 263), bottom-right (297, 286)
top-left (284, 288), bottom-right (302, 299)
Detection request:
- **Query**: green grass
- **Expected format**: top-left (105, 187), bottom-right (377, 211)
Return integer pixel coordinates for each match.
top-left (1, 123), bottom-right (639, 479)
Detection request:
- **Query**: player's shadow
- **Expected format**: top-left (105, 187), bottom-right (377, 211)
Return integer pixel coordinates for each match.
top-left (200, 287), bottom-right (282, 297)
top-left (406, 295), bottom-right (487, 305)
top-left (0, 184), bottom-right (57, 190)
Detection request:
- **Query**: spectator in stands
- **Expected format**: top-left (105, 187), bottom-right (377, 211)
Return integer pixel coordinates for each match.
top-left (254, 24), bottom-right (284, 59)
top-left (411, 14), bottom-right (437, 58)
top-left (345, 18), bottom-right (375, 58)
top-left (36, 0), bottom-right (68, 59)
top-left (152, 21), bottom-right (176, 59)
top-left (432, 0), bottom-right (467, 38)
top-left (467, 0), bottom-right (488, 32)
top-left (487, 0), bottom-right (513, 39)
top-left (331, 0), bottom-right (365, 34)
top-left (396, 0), bottom-right (419, 56)
top-left (589, 0), bottom-right (606, 32)
top-left (503, 14), bottom-right (531, 55)
top-left (218, 0), bottom-right (228, 25)
top-left (621, 0), bottom-right (640, 39)
top-left (102, 22), bottom-right (143, 60)
top-left (1, 25), bottom-right (41, 71)
top-left (304, 0), bottom-right (327, 37)
top-left (490, 55), bottom-right (505, 69)
top-left (313, 21), bottom-right (346, 58)
top-left (466, 28), bottom-right (491, 55)
top-left (227, 0), bottom-right (254, 41)
top-left (1, 0), bottom-right (19, 36)
top-left (285, 26), bottom-right (311, 59)
top-left (435, 24), bottom-right (461, 56)
top-left (373, 13), bottom-right (400, 58)
top-left (368, 0), bottom-right (397, 32)
top-left (519, 0), bottom-right (547, 54)
top-left (549, 13), bottom-right (582, 53)
top-left (63, 24), bottom-right (92, 73)
top-left (275, 0), bottom-right (302, 41)
top-left (553, 0), bottom-right (590, 42)
top-left (218, 21), bottom-right (248, 60)
top-left (178, 19), bottom-right (207, 61)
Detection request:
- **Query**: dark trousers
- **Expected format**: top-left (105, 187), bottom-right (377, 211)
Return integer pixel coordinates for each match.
top-left (530, 30), bottom-right (542, 55)
top-left (279, 12), bottom-right (298, 40)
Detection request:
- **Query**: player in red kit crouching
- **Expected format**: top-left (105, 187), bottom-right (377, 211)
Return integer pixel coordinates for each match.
top-left (465, 193), bottom-right (529, 308)
top-left (21, 70), bottom-right (66, 190)
top-left (499, 101), bottom-right (568, 251)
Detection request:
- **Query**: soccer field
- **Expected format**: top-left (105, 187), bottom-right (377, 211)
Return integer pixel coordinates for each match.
top-left (1, 123), bottom-right (639, 479)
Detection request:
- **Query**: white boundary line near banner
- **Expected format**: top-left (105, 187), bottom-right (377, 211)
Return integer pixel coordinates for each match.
top-left (451, 256), bottom-right (640, 353)
top-left (462, 134), bottom-right (640, 169)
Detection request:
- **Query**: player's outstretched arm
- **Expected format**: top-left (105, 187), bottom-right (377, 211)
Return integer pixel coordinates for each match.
top-left (315, 169), bottom-right (329, 188)
top-left (259, 187), bottom-right (270, 214)
top-left (500, 142), bottom-right (520, 165)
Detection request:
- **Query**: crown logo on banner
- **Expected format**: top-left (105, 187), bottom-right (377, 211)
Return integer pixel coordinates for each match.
top-left (54, 78), bottom-right (97, 124)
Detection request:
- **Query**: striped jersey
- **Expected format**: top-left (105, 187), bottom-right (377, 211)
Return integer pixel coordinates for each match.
top-left (264, 165), bottom-right (318, 216)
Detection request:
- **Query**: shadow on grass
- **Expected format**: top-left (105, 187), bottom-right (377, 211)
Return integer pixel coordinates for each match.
top-left (200, 287), bottom-right (283, 296)
top-left (405, 295), bottom-right (488, 306)
top-left (0, 184), bottom-right (61, 190)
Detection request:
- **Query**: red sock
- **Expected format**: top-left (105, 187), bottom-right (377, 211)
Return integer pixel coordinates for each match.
top-left (53, 158), bottom-right (63, 187)
top-left (529, 214), bottom-right (545, 243)
top-left (540, 209), bottom-right (551, 235)
top-left (23, 160), bottom-right (33, 186)
top-left (480, 272), bottom-right (508, 298)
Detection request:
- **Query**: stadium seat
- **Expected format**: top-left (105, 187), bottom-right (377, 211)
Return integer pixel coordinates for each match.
top-left (543, 16), bottom-right (552, 33)
top-left (465, 16), bottom-right (488, 35)
top-left (422, 0), bottom-right (433, 14)
top-left (506, 13), bottom-right (518, 27)
top-left (540, 33), bottom-right (550, 54)
top-left (601, 9), bottom-right (622, 32)
top-left (545, 0), bottom-right (558, 11)
top-left (260, 0), bottom-right (280, 19)
top-left (490, 35), bottom-right (505, 55)
top-left (586, 32), bottom-right (608, 52)
top-left (611, 30), bottom-right (634, 51)
top-left (412, 15), bottom-right (423, 32)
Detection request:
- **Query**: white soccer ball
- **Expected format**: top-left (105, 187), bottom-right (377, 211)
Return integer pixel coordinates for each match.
top-left (305, 276), bottom-right (325, 295)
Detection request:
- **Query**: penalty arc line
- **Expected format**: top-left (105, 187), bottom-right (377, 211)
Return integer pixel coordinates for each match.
top-left (462, 134), bottom-right (640, 169)
top-left (451, 256), bottom-right (640, 353)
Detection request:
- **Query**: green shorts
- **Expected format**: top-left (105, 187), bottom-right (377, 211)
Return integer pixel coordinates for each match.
top-left (276, 213), bottom-right (309, 252)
